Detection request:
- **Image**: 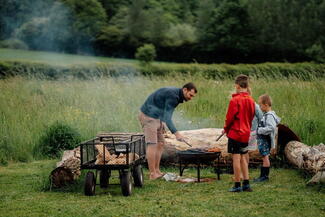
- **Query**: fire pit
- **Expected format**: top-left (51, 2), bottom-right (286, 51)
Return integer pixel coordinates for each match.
top-left (177, 149), bottom-right (222, 182)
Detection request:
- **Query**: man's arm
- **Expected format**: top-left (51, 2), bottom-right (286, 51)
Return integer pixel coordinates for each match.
top-left (162, 97), bottom-right (178, 134)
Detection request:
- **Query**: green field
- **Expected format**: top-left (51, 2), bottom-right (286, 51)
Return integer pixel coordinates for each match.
top-left (0, 48), bottom-right (137, 66)
top-left (0, 76), bottom-right (324, 163)
top-left (0, 161), bottom-right (324, 217)
top-left (0, 49), bottom-right (324, 217)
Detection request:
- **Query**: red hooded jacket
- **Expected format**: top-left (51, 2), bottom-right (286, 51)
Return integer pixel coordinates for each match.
top-left (224, 92), bottom-right (255, 143)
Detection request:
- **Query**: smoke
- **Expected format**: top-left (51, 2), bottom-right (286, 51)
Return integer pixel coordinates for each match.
top-left (1, 0), bottom-right (97, 55)
top-left (172, 110), bottom-right (218, 131)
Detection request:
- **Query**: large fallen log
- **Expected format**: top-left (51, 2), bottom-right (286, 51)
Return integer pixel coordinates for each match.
top-left (162, 128), bottom-right (274, 165)
top-left (285, 141), bottom-right (325, 184)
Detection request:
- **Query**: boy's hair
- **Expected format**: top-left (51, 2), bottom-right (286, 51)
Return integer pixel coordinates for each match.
top-left (183, 82), bottom-right (198, 93)
top-left (259, 94), bottom-right (272, 106)
top-left (235, 74), bottom-right (249, 88)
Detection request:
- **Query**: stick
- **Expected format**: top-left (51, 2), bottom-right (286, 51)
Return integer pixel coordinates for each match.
top-left (216, 132), bottom-right (225, 142)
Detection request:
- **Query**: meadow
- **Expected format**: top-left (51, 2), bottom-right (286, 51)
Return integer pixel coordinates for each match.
top-left (0, 75), bottom-right (324, 163)
top-left (0, 49), bottom-right (325, 217)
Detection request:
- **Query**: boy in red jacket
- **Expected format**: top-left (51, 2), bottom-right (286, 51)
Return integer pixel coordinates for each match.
top-left (224, 74), bottom-right (255, 192)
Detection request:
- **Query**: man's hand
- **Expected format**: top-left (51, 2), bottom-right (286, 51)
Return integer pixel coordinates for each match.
top-left (174, 131), bottom-right (185, 141)
top-left (175, 132), bottom-right (192, 147)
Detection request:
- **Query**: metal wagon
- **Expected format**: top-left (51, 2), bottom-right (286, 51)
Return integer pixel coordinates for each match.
top-left (80, 133), bottom-right (146, 196)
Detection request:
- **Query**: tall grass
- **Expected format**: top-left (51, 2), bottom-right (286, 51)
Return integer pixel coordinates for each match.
top-left (0, 76), bottom-right (324, 163)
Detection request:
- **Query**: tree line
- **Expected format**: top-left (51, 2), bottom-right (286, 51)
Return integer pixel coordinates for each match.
top-left (0, 0), bottom-right (324, 63)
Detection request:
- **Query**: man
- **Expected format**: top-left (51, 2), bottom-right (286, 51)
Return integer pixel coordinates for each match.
top-left (138, 83), bottom-right (197, 180)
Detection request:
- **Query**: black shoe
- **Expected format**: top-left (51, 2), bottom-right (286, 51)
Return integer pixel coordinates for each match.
top-left (242, 184), bottom-right (253, 192)
top-left (228, 186), bottom-right (242, 192)
top-left (253, 176), bottom-right (269, 182)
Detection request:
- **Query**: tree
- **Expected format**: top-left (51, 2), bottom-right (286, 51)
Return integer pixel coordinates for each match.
top-left (60, 0), bottom-right (107, 52)
top-left (126, 0), bottom-right (152, 46)
top-left (163, 24), bottom-right (197, 47)
top-left (198, 0), bottom-right (254, 55)
top-left (98, 0), bottom-right (131, 21)
top-left (135, 44), bottom-right (156, 64)
top-left (14, 1), bottom-right (73, 52)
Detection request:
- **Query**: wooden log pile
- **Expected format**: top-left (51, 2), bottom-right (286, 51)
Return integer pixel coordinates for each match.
top-left (94, 144), bottom-right (139, 165)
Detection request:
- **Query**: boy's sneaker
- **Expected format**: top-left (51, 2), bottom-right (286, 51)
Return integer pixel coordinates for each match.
top-left (242, 184), bottom-right (253, 192)
top-left (253, 176), bottom-right (269, 182)
top-left (228, 186), bottom-right (242, 192)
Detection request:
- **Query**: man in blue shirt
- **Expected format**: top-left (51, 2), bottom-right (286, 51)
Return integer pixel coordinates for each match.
top-left (138, 83), bottom-right (197, 180)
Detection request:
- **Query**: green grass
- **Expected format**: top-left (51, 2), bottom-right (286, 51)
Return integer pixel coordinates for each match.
top-left (0, 48), bottom-right (137, 66)
top-left (0, 160), bottom-right (324, 217)
top-left (1, 48), bottom-right (325, 80)
top-left (0, 76), bottom-right (324, 163)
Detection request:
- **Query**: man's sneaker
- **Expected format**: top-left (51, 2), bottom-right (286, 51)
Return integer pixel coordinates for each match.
top-left (253, 176), bottom-right (269, 182)
top-left (228, 186), bottom-right (242, 192)
top-left (242, 184), bottom-right (253, 192)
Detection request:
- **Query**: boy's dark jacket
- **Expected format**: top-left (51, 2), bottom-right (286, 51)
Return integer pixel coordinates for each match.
top-left (224, 92), bottom-right (255, 143)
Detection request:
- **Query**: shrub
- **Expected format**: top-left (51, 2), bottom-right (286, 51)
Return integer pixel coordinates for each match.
top-left (35, 122), bottom-right (81, 158)
top-left (135, 44), bottom-right (156, 64)
top-left (305, 42), bottom-right (325, 63)
top-left (0, 38), bottom-right (29, 50)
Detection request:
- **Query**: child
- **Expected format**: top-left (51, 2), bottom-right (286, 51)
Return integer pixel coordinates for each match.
top-left (224, 74), bottom-right (255, 192)
top-left (254, 94), bottom-right (281, 182)
top-left (248, 88), bottom-right (263, 152)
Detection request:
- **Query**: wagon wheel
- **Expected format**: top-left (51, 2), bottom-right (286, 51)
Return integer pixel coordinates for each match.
top-left (120, 171), bottom-right (133, 196)
top-left (84, 171), bottom-right (96, 196)
top-left (132, 165), bottom-right (144, 187)
top-left (100, 169), bottom-right (110, 188)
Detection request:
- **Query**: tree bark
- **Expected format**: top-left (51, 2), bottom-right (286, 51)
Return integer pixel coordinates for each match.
top-left (50, 147), bottom-right (81, 187)
top-left (285, 141), bottom-right (325, 184)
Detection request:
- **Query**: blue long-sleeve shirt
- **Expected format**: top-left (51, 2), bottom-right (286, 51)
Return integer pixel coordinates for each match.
top-left (140, 87), bottom-right (185, 133)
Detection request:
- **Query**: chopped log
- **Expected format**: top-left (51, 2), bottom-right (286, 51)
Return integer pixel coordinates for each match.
top-left (94, 144), bottom-right (139, 165)
top-left (50, 147), bottom-right (81, 187)
top-left (285, 141), bottom-right (325, 184)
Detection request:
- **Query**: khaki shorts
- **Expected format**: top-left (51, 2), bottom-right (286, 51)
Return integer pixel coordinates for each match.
top-left (138, 112), bottom-right (165, 145)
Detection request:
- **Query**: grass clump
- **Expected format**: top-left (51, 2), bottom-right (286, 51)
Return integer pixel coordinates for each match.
top-left (34, 122), bottom-right (81, 158)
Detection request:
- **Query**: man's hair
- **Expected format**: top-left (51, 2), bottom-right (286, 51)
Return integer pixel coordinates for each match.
top-left (183, 82), bottom-right (198, 93)
top-left (235, 74), bottom-right (249, 88)
top-left (259, 94), bottom-right (272, 106)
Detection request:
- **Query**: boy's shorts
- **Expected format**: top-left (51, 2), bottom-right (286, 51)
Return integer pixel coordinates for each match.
top-left (138, 112), bottom-right (165, 146)
top-left (227, 138), bottom-right (248, 154)
top-left (257, 135), bottom-right (271, 156)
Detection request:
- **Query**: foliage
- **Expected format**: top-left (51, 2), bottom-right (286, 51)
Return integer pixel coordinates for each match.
top-left (306, 42), bottom-right (325, 63)
top-left (198, 0), bottom-right (253, 54)
top-left (135, 44), bottom-right (157, 64)
top-left (2, 0), bottom-right (325, 62)
top-left (163, 23), bottom-right (197, 47)
top-left (0, 38), bottom-right (29, 50)
top-left (35, 122), bottom-right (81, 158)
